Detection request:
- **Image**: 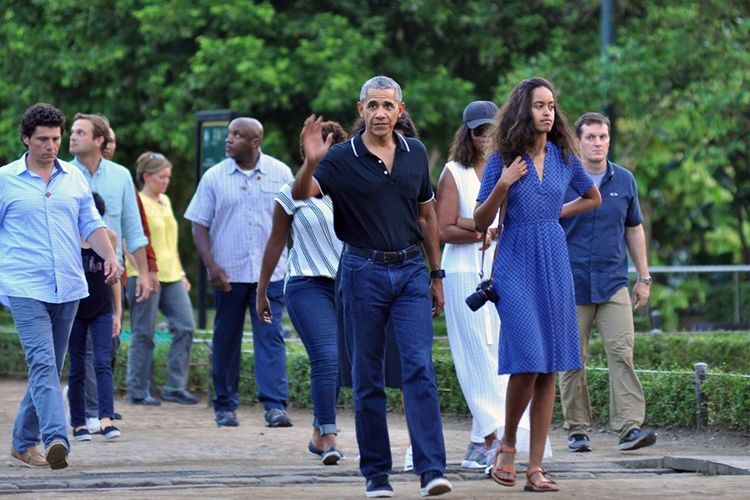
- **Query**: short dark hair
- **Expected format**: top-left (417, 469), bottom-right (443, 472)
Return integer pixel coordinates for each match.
top-left (20, 103), bottom-right (65, 142)
top-left (575, 112), bottom-right (611, 138)
top-left (91, 192), bottom-right (106, 216)
top-left (73, 113), bottom-right (110, 150)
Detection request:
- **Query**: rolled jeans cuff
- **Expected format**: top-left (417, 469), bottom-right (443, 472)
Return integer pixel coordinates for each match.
top-left (318, 423), bottom-right (338, 436)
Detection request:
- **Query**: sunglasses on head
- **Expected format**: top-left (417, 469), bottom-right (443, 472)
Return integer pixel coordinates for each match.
top-left (471, 124), bottom-right (490, 137)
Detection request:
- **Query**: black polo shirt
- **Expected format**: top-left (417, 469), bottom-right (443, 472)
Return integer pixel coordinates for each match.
top-left (314, 132), bottom-right (433, 251)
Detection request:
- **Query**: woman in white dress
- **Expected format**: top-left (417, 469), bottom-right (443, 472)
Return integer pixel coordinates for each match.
top-left (436, 101), bottom-right (551, 470)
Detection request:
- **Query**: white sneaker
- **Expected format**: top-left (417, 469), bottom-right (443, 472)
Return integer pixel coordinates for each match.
top-left (403, 445), bottom-right (413, 472)
top-left (86, 417), bottom-right (101, 434)
top-left (62, 385), bottom-right (70, 427)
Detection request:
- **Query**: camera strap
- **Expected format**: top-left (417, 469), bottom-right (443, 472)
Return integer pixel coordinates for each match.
top-left (478, 196), bottom-right (508, 281)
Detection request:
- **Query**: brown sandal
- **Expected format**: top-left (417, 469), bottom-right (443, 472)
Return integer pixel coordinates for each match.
top-left (524, 467), bottom-right (559, 492)
top-left (490, 445), bottom-right (516, 487)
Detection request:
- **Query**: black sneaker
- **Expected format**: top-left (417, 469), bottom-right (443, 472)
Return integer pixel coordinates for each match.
top-left (568, 433), bottom-right (592, 452)
top-left (101, 425), bottom-right (121, 441)
top-left (73, 428), bottom-right (92, 442)
top-left (215, 410), bottom-right (239, 427)
top-left (419, 470), bottom-right (452, 497)
top-left (264, 408), bottom-right (293, 428)
top-left (161, 389), bottom-right (199, 405)
top-left (365, 475), bottom-right (393, 498)
top-left (618, 428), bottom-right (657, 451)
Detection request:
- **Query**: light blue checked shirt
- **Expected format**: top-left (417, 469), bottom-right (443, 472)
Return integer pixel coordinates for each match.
top-left (0, 154), bottom-right (106, 303)
top-left (185, 153), bottom-right (292, 283)
top-left (70, 157), bottom-right (148, 268)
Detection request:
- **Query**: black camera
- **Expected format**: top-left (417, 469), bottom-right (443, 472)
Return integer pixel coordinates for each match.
top-left (465, 279), bottom-right (499, 311)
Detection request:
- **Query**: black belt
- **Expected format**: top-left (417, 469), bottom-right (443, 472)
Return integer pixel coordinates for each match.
top-left (346, 244), bottom-right (422, 264)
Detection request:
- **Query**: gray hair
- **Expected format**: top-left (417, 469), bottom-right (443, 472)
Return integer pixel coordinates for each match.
top-left (359, 75), bottom-right (403, 102)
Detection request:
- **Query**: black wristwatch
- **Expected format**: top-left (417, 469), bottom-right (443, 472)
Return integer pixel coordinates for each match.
top-left (637, 275), bottom-right (653, 286)
top-left (429, 269), bottom-right (446, 280)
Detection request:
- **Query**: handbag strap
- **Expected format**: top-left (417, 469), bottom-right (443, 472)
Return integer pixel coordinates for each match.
top-left (478, 196), bottom-right (508, 280)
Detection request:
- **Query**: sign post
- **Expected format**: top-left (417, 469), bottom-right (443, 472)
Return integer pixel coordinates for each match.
top-left (195, 110), bottom-right (236, 330)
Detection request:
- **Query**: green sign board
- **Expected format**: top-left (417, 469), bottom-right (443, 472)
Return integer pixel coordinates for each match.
top-left (199, 120), bottom-right (229, 173)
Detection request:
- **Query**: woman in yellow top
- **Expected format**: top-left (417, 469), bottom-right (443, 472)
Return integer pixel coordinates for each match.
top-left (125, 152), bottom-right (197, 405)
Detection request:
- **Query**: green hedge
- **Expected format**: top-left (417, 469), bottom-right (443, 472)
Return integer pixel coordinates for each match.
top-left (1, 330), bottom-right (749, 432)
top-left (588, 331), bottom-right (750, 372)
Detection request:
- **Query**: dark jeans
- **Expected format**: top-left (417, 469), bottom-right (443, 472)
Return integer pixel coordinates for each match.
top-left (68, 313), bottom-right (115, 424)
top-left (285, 276), bottom-right (339, 435)
top-left (339, 252), bottom-right (446, 479)
top-left (212, 281), bottom-right (288, 412)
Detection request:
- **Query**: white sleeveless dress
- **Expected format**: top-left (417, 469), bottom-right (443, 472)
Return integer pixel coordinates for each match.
top-left (440, 160), bottom-right (551, 457)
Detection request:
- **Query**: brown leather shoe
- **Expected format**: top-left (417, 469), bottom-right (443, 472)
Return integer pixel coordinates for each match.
top-left (10, 445), bottom-right (48, 467)
top-left (45, 440), bottom-right (69, 470)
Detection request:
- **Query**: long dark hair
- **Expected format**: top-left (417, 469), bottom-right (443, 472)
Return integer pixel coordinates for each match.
top-left (492, 77), bottom-right (576, 164)
top-left (448, 125), bottom-right (484, 168)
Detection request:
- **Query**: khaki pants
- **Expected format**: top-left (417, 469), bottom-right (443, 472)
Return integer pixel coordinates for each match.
top-left (559, 287), bottom-right (645, 439)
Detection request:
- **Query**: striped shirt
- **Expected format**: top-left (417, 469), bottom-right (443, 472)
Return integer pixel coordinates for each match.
top-left (275, 182), bottom-right (342, 279)
top-left (184, 153), bottom-right (292, 283)
top-left (0, 154), bottom-right (106, 303)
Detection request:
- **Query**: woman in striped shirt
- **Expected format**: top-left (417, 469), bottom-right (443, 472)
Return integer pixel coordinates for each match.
top-left (256, 121), bottom-right (348, 465)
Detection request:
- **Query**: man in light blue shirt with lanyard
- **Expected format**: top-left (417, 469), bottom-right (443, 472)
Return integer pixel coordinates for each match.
top-left (0, 103), bottom-right (119, 469)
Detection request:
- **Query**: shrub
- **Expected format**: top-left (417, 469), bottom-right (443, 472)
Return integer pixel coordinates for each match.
top-left (0, 329), bottom-right (748, 431)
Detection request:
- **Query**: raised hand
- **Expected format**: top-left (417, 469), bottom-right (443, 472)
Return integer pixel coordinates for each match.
top-left (300, 114), bottom-right (334, 167)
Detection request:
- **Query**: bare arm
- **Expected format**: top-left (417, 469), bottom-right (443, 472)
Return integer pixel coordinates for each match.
top-left (192, 222), bottom-right (231, 292)
top-left (474, 156), bottom-right (527, 231)
top-left (626, 223), bottom-right (651, 309)
top-left (256, 205), bottom-right (293, 324)
top-left (86, 227), bottom-right (120, 285)
top-left (436, 167), bottom-right (483, 245)
top-left (560, 184), bottom-right (602, 218)
top-left (418, 201), bottom-right (445, 318)
top-left (130, 246), bottom-right (153, 302)
top-left (108, 230), bottom-right (122, 337)
top-left (291, 115), bottom-right (332, 200)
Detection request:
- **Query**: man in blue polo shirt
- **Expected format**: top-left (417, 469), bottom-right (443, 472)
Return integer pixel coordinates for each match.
top-left (559, 112), bottom-right (657, 452)
top-left (293, 76), bottom-right (451, 498)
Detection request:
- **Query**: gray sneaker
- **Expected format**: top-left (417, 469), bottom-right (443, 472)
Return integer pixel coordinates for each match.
top-left (618, 428), bottom-right (657, 451)
top-left (264, 408), bottom-right (293, 428)
top-left (568, 433), bottom-right (592, 452)
top-left (461, 441), bottom-right (489, 469)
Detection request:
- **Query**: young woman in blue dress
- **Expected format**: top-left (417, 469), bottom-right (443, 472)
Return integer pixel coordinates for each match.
top-left (474, 77), bottom-right (601, 492)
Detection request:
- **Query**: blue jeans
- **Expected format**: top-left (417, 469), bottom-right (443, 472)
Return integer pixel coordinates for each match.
top-left (126, 278), bottom-right (195, 399)
top-left (68, 313), bottom-right (115, 424)
top-left (339, 252), bottom-right (446, 478)
top-left (8, 297), bottom-right (78, 453)
top-left (212, 281), bottom-right (288, 412)
top-left (285, 276), bottom-right (339, 435)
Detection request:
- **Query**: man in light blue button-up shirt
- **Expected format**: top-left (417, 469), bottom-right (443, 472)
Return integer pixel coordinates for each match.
top-left (0, 104), bottom-right (119, 469)
top-left (69, 113), bottom-right (152, 303)
top-left (186, 117), bottom-right (292, 428)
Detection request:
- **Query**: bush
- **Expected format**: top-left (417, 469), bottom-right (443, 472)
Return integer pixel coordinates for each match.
top-left (588, 331), bottom-right (750, 372)
top-left (1, 329), bottom-right (749, 431)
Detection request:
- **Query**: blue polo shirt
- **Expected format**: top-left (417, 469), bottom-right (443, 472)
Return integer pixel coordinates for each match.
top-left (560, 161), bottom-right (643, 304)
top-left (313, 132), bottom-right (433, 251)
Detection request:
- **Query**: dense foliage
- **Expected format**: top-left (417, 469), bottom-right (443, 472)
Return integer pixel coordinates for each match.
top-left (1, 1), bottom-right (749, 310)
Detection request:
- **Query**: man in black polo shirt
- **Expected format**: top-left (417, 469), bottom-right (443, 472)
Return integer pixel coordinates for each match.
top-left (293, 75), bottom-right (451, 498)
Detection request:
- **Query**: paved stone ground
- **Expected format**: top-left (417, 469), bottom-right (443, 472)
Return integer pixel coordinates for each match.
top-left (1, 379), bottom-right (749, 499)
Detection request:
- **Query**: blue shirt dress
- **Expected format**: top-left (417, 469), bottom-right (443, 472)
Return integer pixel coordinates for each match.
top-left (477, 143), bottom-right (594, 374)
